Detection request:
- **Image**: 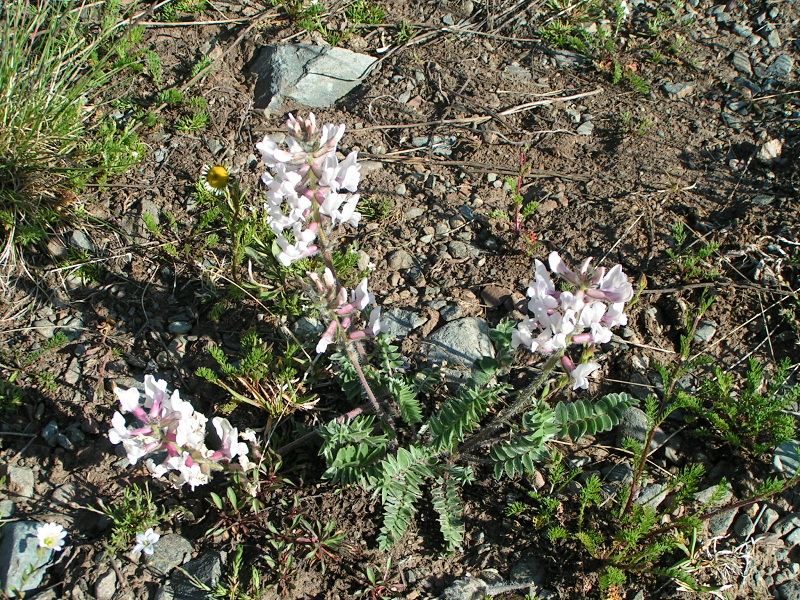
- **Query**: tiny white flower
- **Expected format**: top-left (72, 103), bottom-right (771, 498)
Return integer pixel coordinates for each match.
top-left (570, 362), bottom-right (601, 390)
top-left (132, 528), bottom-right (160, 555)
top-left (37, 522), bottom-right (67, 551)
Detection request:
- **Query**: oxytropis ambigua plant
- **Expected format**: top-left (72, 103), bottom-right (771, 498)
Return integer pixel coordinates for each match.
top-left (255, 113), bottom-right (382, 354)
top-left (109, 375), bottom-right (254, 490)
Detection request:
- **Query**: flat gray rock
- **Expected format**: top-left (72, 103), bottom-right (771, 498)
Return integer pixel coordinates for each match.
top-left (382, 308), bottom-right (427, 340)
top-left (0, 522), bottom-right (57, 595)
top-left (426, 317), bottom-right (494, 369)
top-left (251, 44), bottom-right (377, 111)
top-left (148, 534), bottom-right (193, 577)
top-left (440, 576), bottom-right (488, 600)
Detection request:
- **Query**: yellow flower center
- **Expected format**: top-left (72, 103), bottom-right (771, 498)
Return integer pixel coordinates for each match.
top-left (206, 165), bottom-right (229, 189)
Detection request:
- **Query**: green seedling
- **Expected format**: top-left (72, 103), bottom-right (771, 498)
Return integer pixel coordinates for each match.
top-left (96, 483), bottom-right (168, 552)
top-left (177, 111), bottom-right (210, 133)
top-left (666, 221), bottom-right (720, 280)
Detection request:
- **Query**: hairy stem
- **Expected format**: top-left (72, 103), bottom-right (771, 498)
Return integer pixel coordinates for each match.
top-left (454, 352), bottom-right (562, 460)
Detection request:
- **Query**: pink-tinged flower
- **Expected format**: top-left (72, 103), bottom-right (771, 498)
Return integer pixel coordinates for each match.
top-left (568, 361), bottom-right (601, 390)
top-left (132, 528), bottom-right (160, 555)
top-left (316, 320), bottom-right (340, 354)
top-left (36, 522), bottom-right (67, 551)
top-left (276, 222), bottom-right (319, 266)
top-left (211, 417), bottom-right (250, 461)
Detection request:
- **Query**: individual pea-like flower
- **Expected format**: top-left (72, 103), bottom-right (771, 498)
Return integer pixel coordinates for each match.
top-left (562, 356), bottom-right (602, 390)
top-left (36, 522), bottom-right (67, 552)
top-left (132, 528), bottom-right (160, 555)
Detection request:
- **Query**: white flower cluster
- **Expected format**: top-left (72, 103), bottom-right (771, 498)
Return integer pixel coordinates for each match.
top-left (256, 113), bottom-right (362, 266)
top-left (513, 252), bottom-right (634, 389)
top-left (308, 268), bottom-right (382, 354)
top-left (108, 376), bottom-right (253, 490)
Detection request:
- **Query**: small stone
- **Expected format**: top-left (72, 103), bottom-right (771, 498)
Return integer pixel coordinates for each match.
top-left (576, 121), bottom-right (594, 136)
top-left (481, 285), bottom-right (512, 308)
top-left (169, 552), bottom-right (223, 599)
top-left (757, 139), bottom-right (783, 164)
top-left (167, 321), bottom-right (191, 336)
top-left (442, 13), bottom-right (455, 26)
top-left (3, 466), bottom-right (35, 498)
top-left (758, 507), bottom-right (780, 532)
top-left (636, 483), bottom-right (667, 510)
top-left (693, 320), bottom-right (717, 343)
top-left (94, 569), bottom-right (117, 600)
top-left (601, 462), bottom-right (633, 484)
top-left (381, 308), bottom-right (428, 340)
top-left (509, 557), bottom-right (546, 587)
top-left (766, 29), bottom-right (781, 48)
top-left (64, 357), bottom-right (81, 385)
top-left (663, 82), bottom-right (695, 99)
top-left (734, 513), bottom-right (755, 538)
top-left (752, 195), bottom-right (775, 206)
top-left (448, 241), bottom-right (470, 259)
top-left (770, 54), bottom-right (793, 79)
top-left (440, 304), bottom-right (463, 322)
top-left (0, 500), bottom-right (15, 519)
top-left (774, 440), bottom-right (800, 474)
top-left (70, 230), bottom-right (95, 252)
top-left (46, 238), bottom-right (69, 261)
top-left (0, 522), bottom-right (56, 595)
top-left (628, 372), bottom-right (652, 401)
top-left (426, 317), bottom-right (494, 369)
top-left (777, 580), bottom-right (800, 600)
top-left (387, 249), bottom-right (414, 270)
top-left (732, 51), bottom-right (753, 76)
top-left (617, 407), bottom-right (649, 445)
top-left (395, 183), bottom-right (407, 196)
top-left (773, 513), bottom-right (800, 537)
top-left (42, 421), bottom-right (59, 446)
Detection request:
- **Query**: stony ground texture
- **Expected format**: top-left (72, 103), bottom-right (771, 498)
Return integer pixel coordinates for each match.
top-left (1, 0), bottom-right (800, 599)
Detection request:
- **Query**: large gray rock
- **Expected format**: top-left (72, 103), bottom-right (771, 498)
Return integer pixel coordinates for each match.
top-left (426, 317), bottom-right (494, 369)
top-left (148, 534), bottom-right (193, 576)
top-left (0, 522), bottom-right (57, 595)
top-left (250, 44), bottom-right (377, 111)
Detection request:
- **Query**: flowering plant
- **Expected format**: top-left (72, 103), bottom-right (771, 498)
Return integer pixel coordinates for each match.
top-left (108, 375), bottom-right (254, 489)
top-left (513, 251), bottom-right (634, 389)
top-left (36, 522), bottom-right (67, 552)
top-left (256, 113), bottom-right (381, 354)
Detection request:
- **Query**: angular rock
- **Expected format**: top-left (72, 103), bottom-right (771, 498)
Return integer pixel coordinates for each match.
top-left (770, 55), bottom-right (794, 79)
top-left (576, 121), bottom-right (594, 136)
top-left (426, 317), bottom-right (494, 369)
top-left (387, 249), bottom-right (414, 270)
top-left (94, 569), bottom-right (117, 600)
top-left (148, 534), bottom-right (193, 576)
top-left (2, 465), bottom-right (35, 499)
top-left (663, 82), bottom-right (695, 99)
top-left (381, 308), bottom-right (428, 340)
top-left (510, 556), bottom-right (547, 588)
top-left (757, 139), bottom-right (783, 164)
top-left (732, 51), bottom-right (753, 76)
top-left (777, 580), bottom-right (800, 600)
top-left (0, 522), bottom-right (57, 595)
top-left (250, 44), bottom-right (377, 111)
top-left (157, 552), bottom-right (223, 600)
top-left (481, 285), bottom-right (513, 308)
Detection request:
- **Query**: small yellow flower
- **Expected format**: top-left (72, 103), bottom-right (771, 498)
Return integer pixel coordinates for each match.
top-left (201, 164), bottom-right (230, 195)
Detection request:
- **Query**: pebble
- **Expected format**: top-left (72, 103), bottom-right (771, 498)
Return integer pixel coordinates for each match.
top-left (509, 556), bottom-right (547, 588)
top-left (481, 285), bottom-right (513, 308)
top-left (576, 121), bottom-right (594, 136)
top-left (732, 51), bottom-right (753, 76)
top-left (693, 320), bottom-right (717, 343)
top-left (42, 421), bottom-right (59, 446)
top-left (168, 321), bottom-right (192, 335)
top-left (440, 576), bottom-right (488, 600)
top-left (734, 513), bottom-right (755, 538)
top-left (770, 54), bottom-right (794, 79)
top-left (64, 357), bottom-right (81, 385)
top-left (663, 82), bottom-right (696, 99)
top-left (448, 241), bottom-right (470, 259)
top-left (777, 580), bottom-right (800, 600)
top-left (70, 230), bottom-right (95, 252)
top-left (381, 308), bottom-right (428, 340)
top-left (440, 304), bottom-right (463, 322)
top-left (94, 569), bottom-right (117, 600)
top-left (3, 466), bottom-right (35, 498)
top-left (395, 183), bottom-right (408, 196)
top-left (387, 249), bottom-right (414, 270)
top-left (627, 372), bottom-right (652, 401)
top-left (0, 522), bottom-right (57, 595)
